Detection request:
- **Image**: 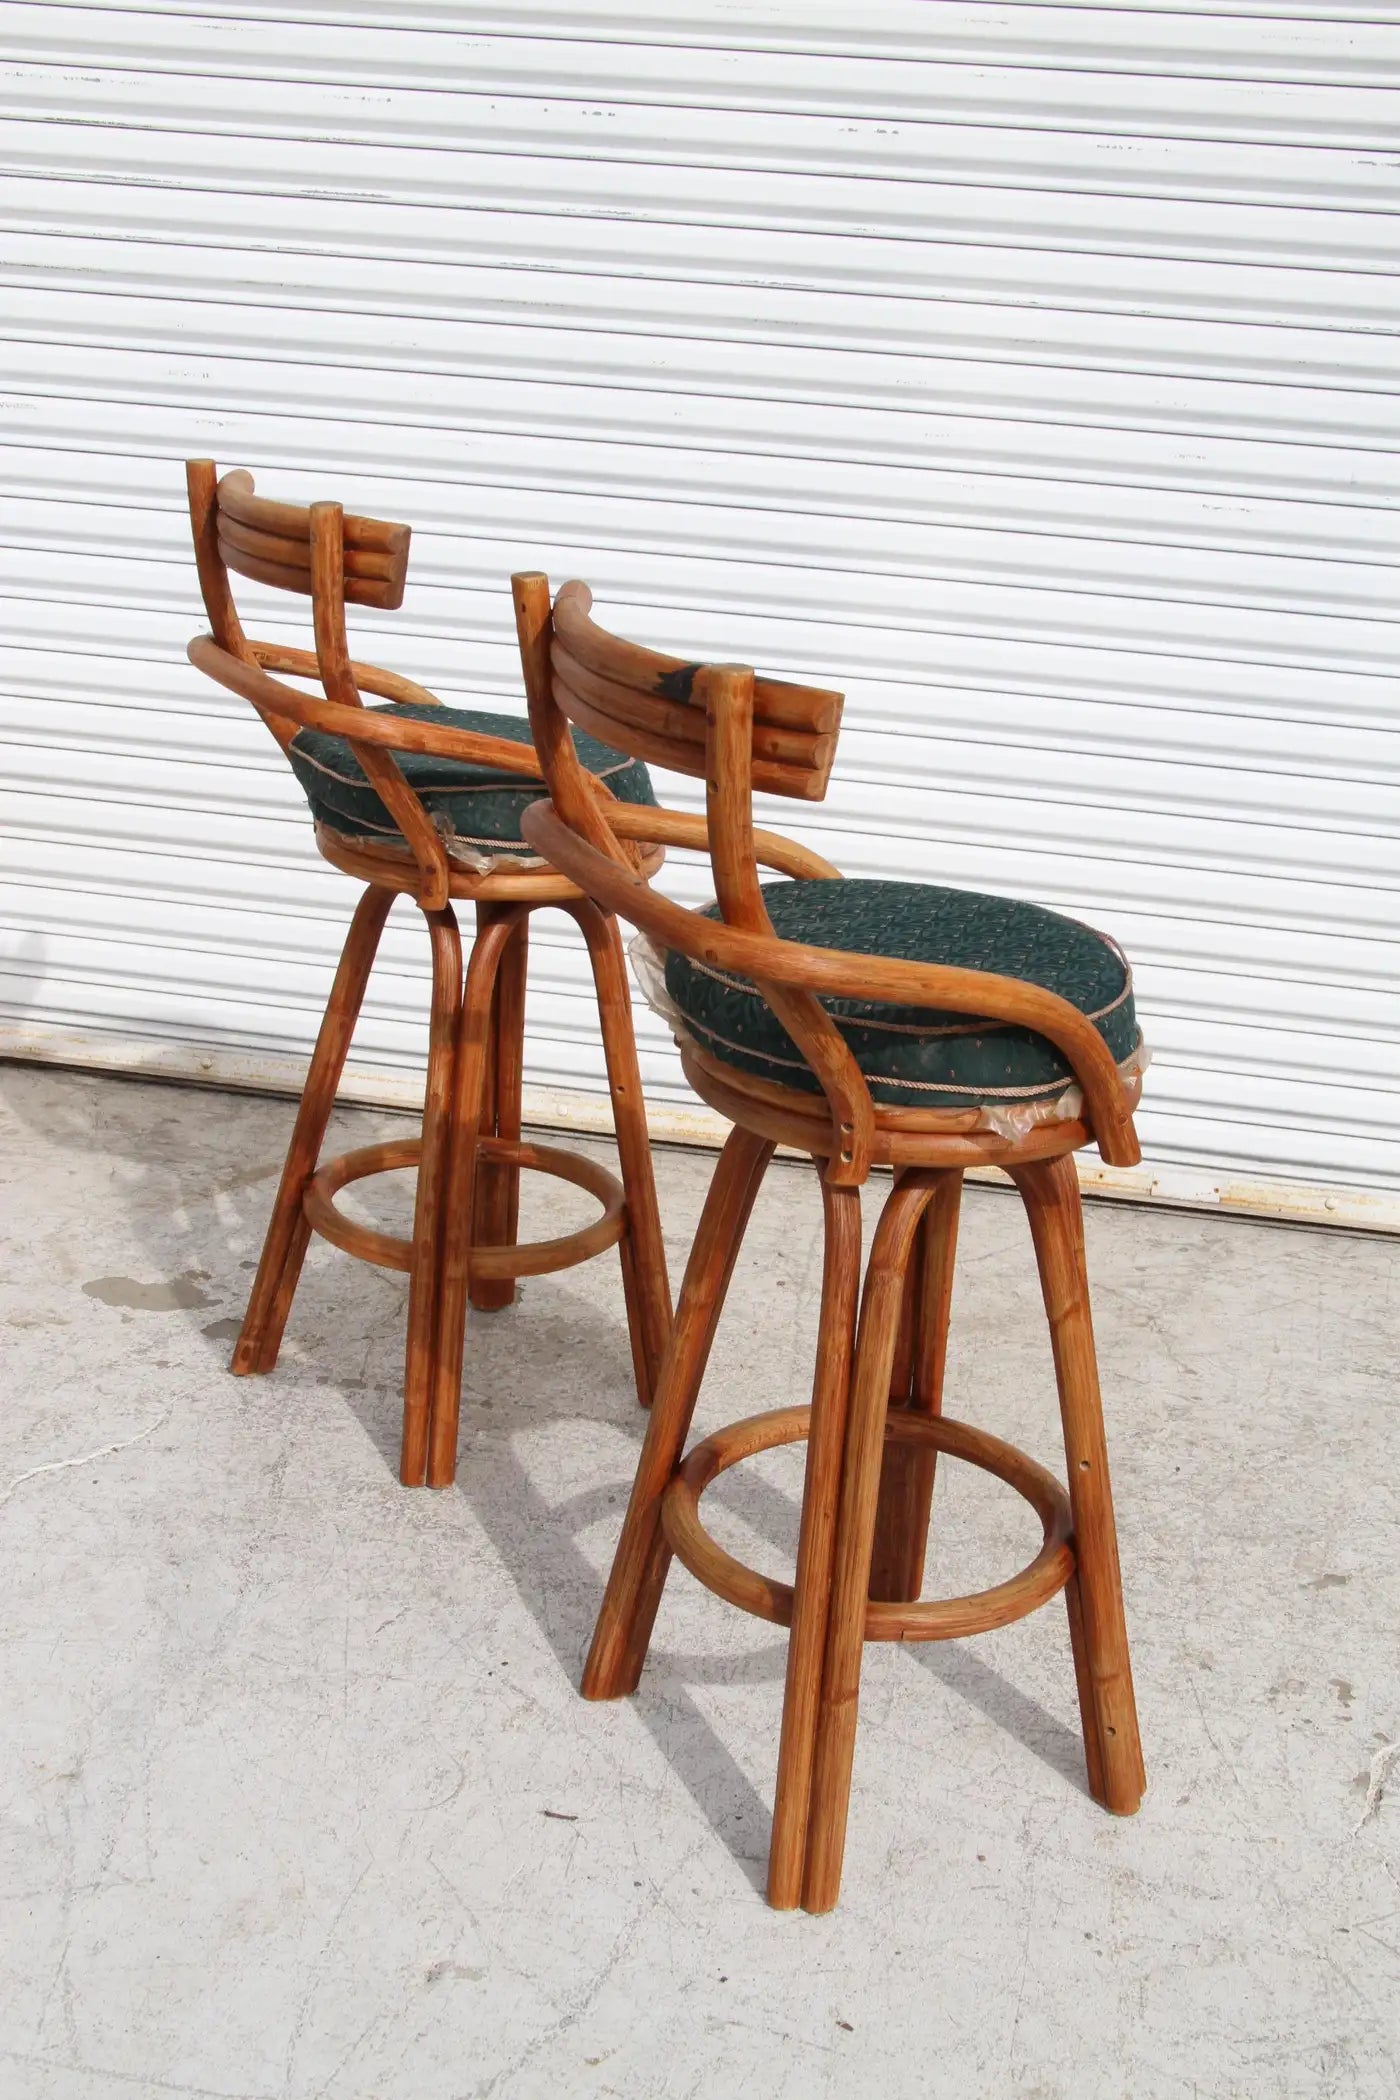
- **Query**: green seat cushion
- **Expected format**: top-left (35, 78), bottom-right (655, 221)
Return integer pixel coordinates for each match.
top-left (663, 878), bottom-right (1138, 1110)
top-left (287, 700), bottom-right (655, 857)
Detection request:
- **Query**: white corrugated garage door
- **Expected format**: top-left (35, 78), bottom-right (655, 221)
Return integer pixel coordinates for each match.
top-left (1, 1), bottom-right (1397, 1227)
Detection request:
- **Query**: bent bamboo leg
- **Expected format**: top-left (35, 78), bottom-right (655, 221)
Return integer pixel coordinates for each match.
top-left (569, 899), bottom-right (673, 1408)
top-left (425, 908), bottom-right (524, 1489)
top-left (232, 884), bottom-right (394, 1376)
top-left (868, 1169), bottom-right (962, 1603)
top-left (398, 905), bottom-right (463, 1487)
top-left (767, 1175), bottom-right (862, 1909)
top-left (1011, 1153), bottom-right (1145, 1815)
top-left (582, 1126), bottom-right (774, 1699)
top-left (469, 905), bottom-right (528, 1314)
top-left (801, 1175), bottom-right (938, 1913)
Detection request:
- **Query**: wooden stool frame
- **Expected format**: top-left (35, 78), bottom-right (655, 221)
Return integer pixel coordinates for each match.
top-left (512, 572), bottom-right (1147, 1912)
top-left (184, 464), bottom-right (671, 1486)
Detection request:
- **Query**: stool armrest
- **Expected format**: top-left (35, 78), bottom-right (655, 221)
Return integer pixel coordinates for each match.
top-left (522, 799), bottom-right (1139, 1167)
top-left (190, 635), bottom-right (547, 780)
top-left (253, 641), bottom-right (446, 713)
top-left (606, 802), bottom-right (842, 882)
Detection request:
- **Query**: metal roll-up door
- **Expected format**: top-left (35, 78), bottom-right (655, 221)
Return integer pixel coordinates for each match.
top-left (1, 2), bottom-right (1396, 1229)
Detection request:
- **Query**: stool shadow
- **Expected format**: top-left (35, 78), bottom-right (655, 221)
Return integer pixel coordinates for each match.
top-left (905, 1643), bottom-right (1087, 1791)
top-left (434, 1306), bottom-right (784, 1893)
top-left (0, 1068), bottom-right (1088, 1871)
top-left (408, 1296), bottom-right (1092, 1888)
top-left (703, 1456), bottom-right (1090, 1794)
top-left (227, 1243), bottom-right (1091, 1830)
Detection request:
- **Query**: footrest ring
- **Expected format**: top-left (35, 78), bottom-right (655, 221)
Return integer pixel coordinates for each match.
top-left (303, 1135), bottom-right (627, 1278)
top-left (661, 1407), bottom-right (1074, 1643)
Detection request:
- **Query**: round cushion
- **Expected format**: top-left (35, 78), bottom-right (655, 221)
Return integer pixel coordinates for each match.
top-left (286, 701), bottom-right (655, 856)
top-left (662, 878), bottom-right (1138, 1111)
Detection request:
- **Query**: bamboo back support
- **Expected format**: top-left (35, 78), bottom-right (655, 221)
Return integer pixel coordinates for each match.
top-left (212, 467), bottom-right (410, 611)
top-left (187, 460), bottom-right (542, 912)
top-left (549, 580), bottom-right (843, 803)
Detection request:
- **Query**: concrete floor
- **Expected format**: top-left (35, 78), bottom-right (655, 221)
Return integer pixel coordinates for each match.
top-left (0, 1061), bottom-right (1397, 2100)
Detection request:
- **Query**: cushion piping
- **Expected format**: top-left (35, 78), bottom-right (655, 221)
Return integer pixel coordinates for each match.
top-left (678, 1007), bottom-right (1143, 1101)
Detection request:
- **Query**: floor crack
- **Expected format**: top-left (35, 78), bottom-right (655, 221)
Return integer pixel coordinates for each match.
top-left (0, 1408), bottom-right (171, 1511)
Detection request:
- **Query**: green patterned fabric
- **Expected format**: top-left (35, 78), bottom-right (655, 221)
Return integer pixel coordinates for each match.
top-left (663, 878), bottom-right (1138, 1109)
top-left (287, 701), bottom-right (655, 856)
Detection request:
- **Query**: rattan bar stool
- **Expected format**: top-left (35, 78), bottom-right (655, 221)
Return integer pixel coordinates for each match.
top-left (512, 572), bottom-right (1147, 1912)
top-left (183, 464), bottom-right (671, 1487)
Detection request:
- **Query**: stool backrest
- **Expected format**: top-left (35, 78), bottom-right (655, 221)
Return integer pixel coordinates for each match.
top-left (185, 460), bottom-right (412, 747)
top-left (545, 578), bottom-right (843, 804)
top-left (512, 573), bottom-right (845, 878)
top-left (183, 462), bottom-right (543, 913)
top-left (211, 466), bottom-right (411, 612)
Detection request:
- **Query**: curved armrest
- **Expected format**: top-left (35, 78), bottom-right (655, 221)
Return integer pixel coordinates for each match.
top-left (253, 641), bottom-right (446, 712)
top-left (606, 803), bottom-right (842, 881)
top-left (522, 799), bottom-right (1140, 1166)
top-left (190, 635), bottom-right (545, 780)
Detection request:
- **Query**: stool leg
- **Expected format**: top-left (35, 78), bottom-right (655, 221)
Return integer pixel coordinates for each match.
top-left (1011, 1155), bottom-right (1145, 1815)
top-left (582, 1126), bottom-right (774, 1700)
top-left (767, 1176), bottom-right (862, 1909)
top-left (399, 905), bottom-right (463, 1488)
top-left (868, 1169), bottom-right (961, 1603)
top-left (425, 907), bottom-right (525, 1489)
top-left (801, 1175), bottom-right (938, 1913)
top-left (570, 899), bottom-right (673, 1407)
top-left (232, 884), bottom-right (394, 1376)
top-left (469, 905), bottom-right (528, 1314)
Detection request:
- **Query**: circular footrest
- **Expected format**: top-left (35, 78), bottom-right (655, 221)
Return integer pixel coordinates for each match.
top-left (303, 1135), bottom-right (626, 1278)
top-left (661, 1407), bottom-right (1074, 1643)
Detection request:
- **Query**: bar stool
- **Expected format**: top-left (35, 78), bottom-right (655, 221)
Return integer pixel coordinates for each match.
top-left (512, 572), bottom-right (1148, 1912)
top-left (183, 464), bottom-right (671, 1486)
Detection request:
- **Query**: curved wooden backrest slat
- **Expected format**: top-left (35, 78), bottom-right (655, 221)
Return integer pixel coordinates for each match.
top-left (213, 467), bottom-right (410, 611)
top-left (217, 468), bottom-right (410, 562)
top-left (216, 515), bottom-right (402, 587)
top-left (552, 656), bottom-right (832, 802)
top-left (551, 643), bottom-right (833, 773)
top-left (550, 580), bottom-right (843, 800)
